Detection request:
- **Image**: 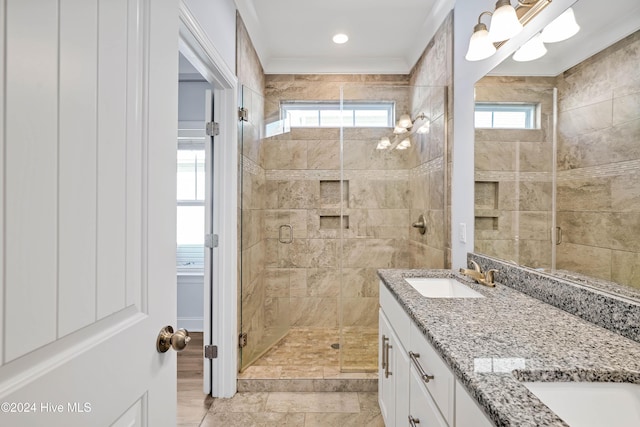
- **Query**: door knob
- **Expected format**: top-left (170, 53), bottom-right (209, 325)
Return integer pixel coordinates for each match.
top-left (156, 325), bottom-right (191, 353)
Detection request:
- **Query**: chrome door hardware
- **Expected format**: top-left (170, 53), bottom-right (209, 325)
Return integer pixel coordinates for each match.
top-left (409, 415), bottom-right (421, 426)
top-left (412, 214), bottom-right (427, 235)
top-left (238, 332), bottom-right (248, 348)
top-left (556, 226), bottom-right (563, 245)
top-left (408, 351), bottom-right (434, 383)
top-left (205, 121), bottom-right (219, 136)
top-left (238, 107), bottom-right (248, 121)
top-left (156, 326), bottom-right (191, 353)
top-left (278, 224), bottom-right (293, 244)
top-left (384, 337), bottom-right (392, 378)
top-left (204, 345), bottom-right (218, 359)
top-left (381, 334), bottom-right (388, 370)
top-left (204, 233), bottom-right (219, 248)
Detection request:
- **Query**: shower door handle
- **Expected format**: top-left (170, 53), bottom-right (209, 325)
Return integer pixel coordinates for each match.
top-left (279, 224), bottom-right (293, 244)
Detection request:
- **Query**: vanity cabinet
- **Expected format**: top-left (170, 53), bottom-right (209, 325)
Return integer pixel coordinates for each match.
top-left (379, 281), bottom-right (493, 426)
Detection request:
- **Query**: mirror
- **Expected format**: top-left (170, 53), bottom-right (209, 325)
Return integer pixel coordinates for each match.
top-left (474, 0), bottom-right (640, 293)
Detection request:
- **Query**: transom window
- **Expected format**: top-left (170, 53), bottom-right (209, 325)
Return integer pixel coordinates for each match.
top-left (474, 103), bottom-right (537, 129)
top-left (281, 101), bottom-right (394, 128)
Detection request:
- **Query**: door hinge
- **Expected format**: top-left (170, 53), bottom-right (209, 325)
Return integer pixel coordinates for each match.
top-left (238, 107), bottom-right (248, 122)
top-left (204, 345), bottom-right (218, 359)
top-left (238, 332), bottom-right (248, 348)
top-left (204, 234), bottom-right (219, 248)
top-left (206, 121), bottom-right (220, 136)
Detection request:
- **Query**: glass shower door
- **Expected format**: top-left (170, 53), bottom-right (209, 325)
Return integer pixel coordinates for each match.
top-left (239, 85), bottom-right (291, 370)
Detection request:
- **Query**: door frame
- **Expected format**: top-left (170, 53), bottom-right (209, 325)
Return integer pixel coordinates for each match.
top-left (178, 0), bottom-right (238, 398)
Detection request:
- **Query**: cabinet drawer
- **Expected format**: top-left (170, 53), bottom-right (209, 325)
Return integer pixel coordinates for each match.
top-left (409, 365), bottom-right (448, 427)
top-left (409, 321), bottom-right (454, 425)
top-left (380, 281), bottom-right (410, 347)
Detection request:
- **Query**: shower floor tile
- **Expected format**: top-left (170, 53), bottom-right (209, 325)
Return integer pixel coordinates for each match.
top-left (239, 328), bottom-right (376, 380)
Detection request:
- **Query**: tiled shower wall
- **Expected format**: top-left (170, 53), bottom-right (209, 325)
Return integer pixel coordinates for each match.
top-left (262, 76), bottom-right (412, 336)
top-left (556, 30), bottom-right (640, 288)
top-left (474, 76), bottom-right (556, 268)
top-left (236, 11), bottom-right (454, 370)
top-left (409, 12), bottom-right (453, 269)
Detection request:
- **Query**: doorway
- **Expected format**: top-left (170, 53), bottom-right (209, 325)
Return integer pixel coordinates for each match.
top-left (176, 52), bottom-right (215, 426)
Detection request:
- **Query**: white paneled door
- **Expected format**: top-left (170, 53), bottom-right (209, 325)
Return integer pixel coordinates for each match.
top-left (0, 0), bottom-right (179, 425)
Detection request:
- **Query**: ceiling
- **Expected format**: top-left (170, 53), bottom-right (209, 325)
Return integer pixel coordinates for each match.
top-left (234, 0), bottom-right (450, 74)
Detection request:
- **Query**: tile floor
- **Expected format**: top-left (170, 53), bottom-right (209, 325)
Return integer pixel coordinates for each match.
top-left (239, 328), bottom-right (377, 380)
top-left (177, 332), bottom-right (383, 426)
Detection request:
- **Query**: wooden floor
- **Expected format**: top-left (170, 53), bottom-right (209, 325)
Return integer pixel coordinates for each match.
top-left (177, 332), bottom-right (214, 426)
top-left (177, 332), bottom-right (383, 427)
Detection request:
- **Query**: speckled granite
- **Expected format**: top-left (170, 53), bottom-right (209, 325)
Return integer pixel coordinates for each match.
top-left (377, 268), bottom-right (640, 427)
top-left (469, 253), bottom-right (640, 344)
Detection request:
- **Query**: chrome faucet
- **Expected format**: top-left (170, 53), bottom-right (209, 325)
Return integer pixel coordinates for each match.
top-left (459, 261), bottom-right (498, 287)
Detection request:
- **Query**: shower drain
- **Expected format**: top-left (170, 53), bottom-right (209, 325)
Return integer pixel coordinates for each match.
top-left (330, 343), bottom-right (340, 349)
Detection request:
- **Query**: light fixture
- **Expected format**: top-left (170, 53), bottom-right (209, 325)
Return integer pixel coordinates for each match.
top-left (465, 12), bottom-right (497, 61)
top-left (332, 33), bottom-right (349, 44)
top-left (488, 0), bottom-right (523, 42)
top-left (398, 114), bottom-right (413, 128)
top-left (376, 137), bottom-right (391, 150)
top-left (396, 139), bottom-right (411, 150)
top-left (540, 7), bottom-right (580, 43)
top-left (377, 112), bottom-right (430, 151)
top-left (465, 0), bottom-right (552, 62)
top-left (416, 122), bottom-right (430, 134)
top-left (513, 33), bottom-right (547, 61)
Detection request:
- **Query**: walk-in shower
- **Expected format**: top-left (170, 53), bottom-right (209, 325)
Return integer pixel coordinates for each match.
top-left (238, 80), bottom-right (448, 376)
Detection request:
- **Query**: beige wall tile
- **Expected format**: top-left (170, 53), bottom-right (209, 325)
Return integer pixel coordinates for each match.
top-left (290, 298), bottom-right (338, 327)
top-left (612, 250), bottom-right (640, 289)
top-left (263, 139), bottom-right (308, 170)
top-left (557, 243), bottom-right (612, 281)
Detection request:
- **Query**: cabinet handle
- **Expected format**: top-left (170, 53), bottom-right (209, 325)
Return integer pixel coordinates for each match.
top-left (381, 335), bottom-right (388, 370)
top-left (409, 351), bottom-right (434, 384)
top-left (385, 340), bottom-right (393, 378)
top-left (408, 415), bottom-right (421, 426)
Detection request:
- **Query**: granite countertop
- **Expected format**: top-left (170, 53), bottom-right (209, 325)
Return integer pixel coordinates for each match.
top-left (377, 269), bottom-right (640, 427)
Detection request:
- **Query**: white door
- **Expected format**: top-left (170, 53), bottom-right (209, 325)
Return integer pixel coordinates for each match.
top-left (0, 0), bottom-right (179, 426)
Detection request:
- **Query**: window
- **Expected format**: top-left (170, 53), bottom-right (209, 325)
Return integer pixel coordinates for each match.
top-left (474, 103), bottom-right (537, 129)
top-left (281, 101), bottom-right (394, 128)
top-left (177, 130), bottom-right (205, 274)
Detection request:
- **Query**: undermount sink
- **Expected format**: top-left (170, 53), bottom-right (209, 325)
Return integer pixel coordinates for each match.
top-left (523, 382), bottom-right (640, 427)
top-left (404, 277), bottom-right (485, 298)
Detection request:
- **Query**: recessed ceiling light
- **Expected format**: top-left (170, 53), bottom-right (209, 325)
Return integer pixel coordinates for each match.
top-left (332, 33), bottom-right (349, 44)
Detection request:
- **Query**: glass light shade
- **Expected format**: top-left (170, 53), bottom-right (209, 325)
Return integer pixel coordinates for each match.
top-left (396, 139), bottom-right (411, 150)
top-left (416, 123), bottom-right (430, 134)
top-left (465, 24), bottom-right (497, 61)
top-left (398, 114), bottom-right (413, 128)
top-left (377, 137), bottom-right (391, 150)
top-left (393, 126), bottom-right (408, 134)
top-left (488, 2), bottom-right (523, 42)
top-left (541, 8), bottom-right (580, 43)
top-left (513, 33), bottom-right (547, 62)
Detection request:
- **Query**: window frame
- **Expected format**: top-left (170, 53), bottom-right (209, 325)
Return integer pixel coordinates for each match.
top-left (176, 137), bottom-right (206, 274)
top-left (474, 102), bottom-right (538, 130)
top-left (281, 100), bottom-right (395, 128)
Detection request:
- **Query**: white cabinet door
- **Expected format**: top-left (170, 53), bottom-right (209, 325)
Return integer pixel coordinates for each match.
top-left (455, 379), bottom-right (494, 427)
top-left (379, 310), bottom-right (396, 425)
top-left (0, 0), bottom-right (179, 425)
top-left (394, 342), bottom-right (411, 427)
